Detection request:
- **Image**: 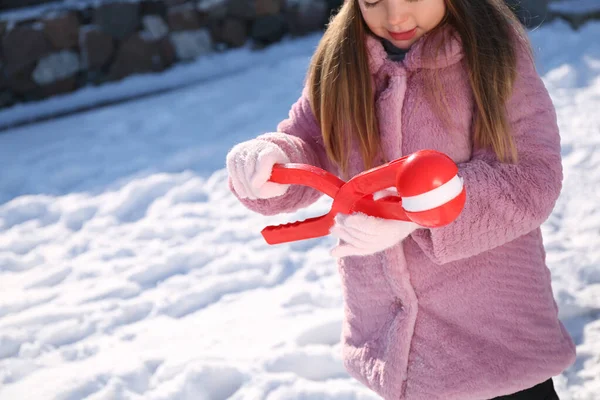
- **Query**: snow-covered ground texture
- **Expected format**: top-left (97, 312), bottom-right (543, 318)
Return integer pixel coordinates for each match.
top-left (0, 19), bottom-right (599, 400)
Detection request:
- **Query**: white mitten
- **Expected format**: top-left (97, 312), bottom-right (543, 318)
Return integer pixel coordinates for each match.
top-left (330, 212), bottom-right (420, 258)
top-left (226, 139), bottom-right (291, 199)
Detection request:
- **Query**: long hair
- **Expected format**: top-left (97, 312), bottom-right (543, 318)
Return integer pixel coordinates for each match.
top-left (307, 0), bottom-right (530, 176)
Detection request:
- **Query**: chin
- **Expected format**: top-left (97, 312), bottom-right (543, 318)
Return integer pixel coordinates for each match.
top-left (389, 38), bottom-right (417, 49)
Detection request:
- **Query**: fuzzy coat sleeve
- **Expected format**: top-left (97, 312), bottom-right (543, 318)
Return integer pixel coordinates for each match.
top-left (410, 42), bottom-right (563, 265)
top-left (228, 88), bottom-right (335, 215)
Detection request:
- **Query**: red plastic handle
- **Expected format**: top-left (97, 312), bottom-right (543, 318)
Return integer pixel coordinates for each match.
top-left (262, 164), bottom-right (342, 245)
top-left (330, 156), bottom-right (408, 216)
top-left (268, 163), bottom-right (344, 199)
top-left (261, 214), bottom-right (335, 245)
top-left (261, 150), bottom-right (466, 245)
top-left (353, 195), bottom-right (410, 221)
top-left (261, 161), bottom-right (409, 245)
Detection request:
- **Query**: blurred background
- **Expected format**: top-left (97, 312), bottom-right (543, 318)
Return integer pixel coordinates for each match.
top-left (0, 0), bottom-right (595, 117)
top-left (0, 0), bottom-right (598, 399)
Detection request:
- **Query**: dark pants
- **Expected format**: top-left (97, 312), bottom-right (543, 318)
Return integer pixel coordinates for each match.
top-left (489, 379), bottom-right (559, 400)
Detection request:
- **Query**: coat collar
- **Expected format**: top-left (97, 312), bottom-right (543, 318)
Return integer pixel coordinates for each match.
top-left (365, 25), bottom-right (464, 75)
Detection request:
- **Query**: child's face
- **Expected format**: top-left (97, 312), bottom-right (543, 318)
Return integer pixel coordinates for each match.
top-left (359, 0), bottom-right (447, 49)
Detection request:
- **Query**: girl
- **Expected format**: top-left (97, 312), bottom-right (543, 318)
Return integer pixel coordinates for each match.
top-left (225, 0), bottom-right (577, 398)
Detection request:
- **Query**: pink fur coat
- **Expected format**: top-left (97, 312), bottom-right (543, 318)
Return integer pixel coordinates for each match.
top-left (227, 28), bottom-right (576, 400)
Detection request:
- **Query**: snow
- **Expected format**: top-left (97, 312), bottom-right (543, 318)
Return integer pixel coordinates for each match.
top-left (197, 0), bottom-right (227, 12)
top-left (0, 19), bottom-right (599, 400)
top-left (142, 15), bottom-right (169, 41)
top-left (32, 50), bottom-right (81, 85)
top-left (169, 29), bottom-right (212, 61)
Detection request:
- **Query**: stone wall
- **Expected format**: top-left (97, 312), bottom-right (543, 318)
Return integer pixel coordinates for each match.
top-left (0, 0), bottom-right (598, 111)
top-left (0, 0), bottom-right (338, 109)
top-left (0, 0), bottom-right (57, 11)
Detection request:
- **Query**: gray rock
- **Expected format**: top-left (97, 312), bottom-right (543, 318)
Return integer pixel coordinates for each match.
top-left (78, 6), bottom-right (94, 25)
top-left (42, 12), bottom-right (81, 49)
top-left (7, 63), bottom-right (37, 96)
top-left (93, 2), bottom-right (141, 40)
top-left (165, 0), bottom-right (189, 6)
top-left (0, 67), bottom-right (6, 90)
top-left (256, 0), bottom-right (282, 16)
top-left (167, 3), bottom-right (202, 31)
top-left (0, 91), bottom-right (14, 109)
top-left (158, 36), bottom-right (177, 67)
top-left (79, 26), bottom-right (115, 70)
top-left (142, 15), bottom-right (169, 39)
top-left (228, 0), bottom-right (256, 19)
top-left (140, 0), bottom-right (168, 17)
top-left (33, 50), bottom-right (80, 85)
top-left (251, 15), bottom-right (287, 45)
top-left (169, 29), bottom-right (212, 60)
top-left (2, 25), bottom-right (53, 75)
top-left (109, 33), bottom-right (170, 80)
top-left (197, 0), bottom-right (228, 18)
top-left (0, 0), bottom-right (56, 9)
top-left (35, 76), bottom-right (77, 100)
top-left (219, 18), bottom-right (247, 48)
top-left (285, 0), bottom-right (328, 36)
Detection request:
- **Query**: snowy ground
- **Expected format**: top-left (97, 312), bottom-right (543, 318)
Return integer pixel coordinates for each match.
top-left (0, 20), bottom-right (599, 400)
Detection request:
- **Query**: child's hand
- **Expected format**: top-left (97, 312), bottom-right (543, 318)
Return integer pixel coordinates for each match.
top-left (330, 212), bottom-right (420, 258)
top-left (226, 139), bottom-right (291, 199)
